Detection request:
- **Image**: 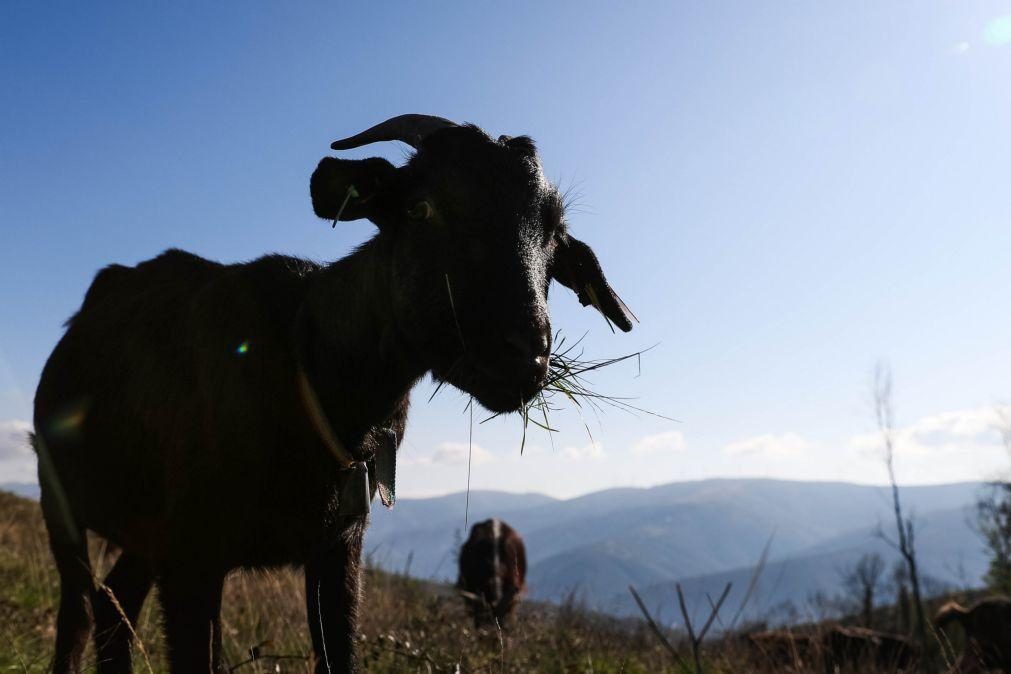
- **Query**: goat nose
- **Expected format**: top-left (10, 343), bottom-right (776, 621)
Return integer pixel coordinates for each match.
top-left (504, 329), bottom-right (551, 379)
top-left (505, 329), bottom-right (549, 360)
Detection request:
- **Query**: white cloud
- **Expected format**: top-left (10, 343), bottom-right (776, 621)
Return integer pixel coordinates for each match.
top-left (951, 41), bottom-right (970, 54)
top-left (402, 442), bottom-right (496, 467)
top-left (632, 430), bottom-right (686, 456)
top-left (562, 442), bottom-right (604, 461)
top-left (0, 419), bottom-right (35, 483)
top-left (724, 432), bottom-right (811, 458)
top-left (849, 406), bottom-right (1010, 458)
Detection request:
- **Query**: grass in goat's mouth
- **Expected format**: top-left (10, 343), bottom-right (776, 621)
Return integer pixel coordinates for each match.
top-left (480, 331), bottom-right (671, 454)
top-left (460, 332), bottom-right (669, 528)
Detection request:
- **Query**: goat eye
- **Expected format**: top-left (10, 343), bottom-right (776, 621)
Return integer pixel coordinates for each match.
top-left (407, 201), bottom-right (433, 221)
top-left (542, 211), bottom-right (563, 243)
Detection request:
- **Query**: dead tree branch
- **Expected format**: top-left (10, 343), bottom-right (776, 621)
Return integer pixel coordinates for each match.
top-left (874, 362), bottom-right (926, 641)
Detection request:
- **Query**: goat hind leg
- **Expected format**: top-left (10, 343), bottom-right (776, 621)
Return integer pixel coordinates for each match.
top-left (93, 552), bottom-right (153, 674)
top-left (49, 538), bottom-right (94, 674)
top-left (44, 501), bottom-right (94, 674)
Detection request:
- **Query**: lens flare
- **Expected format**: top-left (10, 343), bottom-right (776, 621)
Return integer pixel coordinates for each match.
top-left (236, 340), bottom-right (250, 355)
top-left (47, 401), bottom-right (88, 439)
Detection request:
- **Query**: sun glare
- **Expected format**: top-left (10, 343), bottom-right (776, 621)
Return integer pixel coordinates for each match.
top-left (984, 14), bottom-right (1011, 45)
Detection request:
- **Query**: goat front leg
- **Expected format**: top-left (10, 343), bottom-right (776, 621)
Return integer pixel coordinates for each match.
top-left (93, 552), bottom-right (153, 674)
top-left (305, 517), bottom-right (367, 674)
top-left (158, 568), bottom-right (226, 673)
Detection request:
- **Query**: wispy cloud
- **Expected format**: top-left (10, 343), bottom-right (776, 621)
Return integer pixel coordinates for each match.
top-left (724, 432), bottom-right (811, 458)
top-left (849, 405), bottom-right (1010, 458)
top-left (402, 441), bottom-right (496, 466)
top-left (632, 430), bottom-right (686, 456)
top-left (0, 419), bottom-right (35, 483)
top-left (562, 443), bottom-right (604, 461)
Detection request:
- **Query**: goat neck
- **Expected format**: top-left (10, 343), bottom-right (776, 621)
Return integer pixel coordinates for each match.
top-left (298, 236), bottom-right (422, 453)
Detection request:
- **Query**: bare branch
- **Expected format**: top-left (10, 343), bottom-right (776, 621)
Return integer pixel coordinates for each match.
top-left (628, 585), bottom-right (687, 668)
top-left (730, 531), bottom-right (774, 629)
top-left (676, 583), bottom-right (697, 646)
top-left (872, 362), bottom-right (926, 641)
top-left (696, 583), bottom-right (732, 642)
top-left (676, 582), bottom-right (732, 674)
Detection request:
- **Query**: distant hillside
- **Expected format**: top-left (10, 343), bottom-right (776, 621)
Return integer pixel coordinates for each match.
top-left (604, 504), bottom-right (986, 627)
top-left (368, 479), bottom-right (986, 623)
top-left (0, 482), bottom-right (39, 500)
top-left (366, 490), bottom-right (556, 575)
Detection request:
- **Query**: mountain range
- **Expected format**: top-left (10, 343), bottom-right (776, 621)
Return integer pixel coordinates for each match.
top-left (366, 479), bottom-right (987, 626)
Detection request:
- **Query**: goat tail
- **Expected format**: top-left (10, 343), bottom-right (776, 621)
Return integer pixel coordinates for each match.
top-left (934, 600), bottom-right (968, 628)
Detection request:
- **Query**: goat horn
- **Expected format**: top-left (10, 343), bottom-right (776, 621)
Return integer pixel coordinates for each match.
top-left (330, 114), bottom-right (457, 151)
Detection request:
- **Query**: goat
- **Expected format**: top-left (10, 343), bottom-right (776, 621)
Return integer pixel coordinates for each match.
top-left (33, 114), bottom-right (634, 673)
top-left (936, 597), bottom-right (1011, 673)
top-left (457, 518), bottom-right (526, 627)
top-left (821, 625), bottom-right (916, 671)
top-left (744, 625), bottom-right (914, 672)
top-left (744, 629), bottom-right (816, 671)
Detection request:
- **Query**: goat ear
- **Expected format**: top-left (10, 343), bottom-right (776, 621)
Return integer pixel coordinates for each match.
top-left (551, 234), bottom-right (636, 332)
top-left (309, 157), bottom-right (398, 225)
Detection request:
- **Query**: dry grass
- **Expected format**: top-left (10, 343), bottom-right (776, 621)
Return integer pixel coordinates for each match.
top-left (0, 490), bottom-right (972, 672)
top-left (0, 491), bottom-right (680, 673)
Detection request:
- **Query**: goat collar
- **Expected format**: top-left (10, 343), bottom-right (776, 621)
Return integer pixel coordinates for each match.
top-left (296, 367), bottom-right (398, 513)
top-left (296, 367), bottom-right (357, 470)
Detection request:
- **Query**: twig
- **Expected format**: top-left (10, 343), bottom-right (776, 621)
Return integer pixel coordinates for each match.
top-left (676, 582), bottom-right (732, 674)
top-left (695, 583), bottom-right (732, 642)
top-left (372, 640), bottom-right (439, 672)
top-left (465, 397), bottom-right (473, 530)
top-left (229, 651), bottom-right (309, 672)
top-left (444, 273), bottom-right (466, 350)
top-left (705, 593), bottom-right (725, 631)
top-left (628, 585), bottom-right (687, 668)
top-left (729, 531), bottom-right (774, 629)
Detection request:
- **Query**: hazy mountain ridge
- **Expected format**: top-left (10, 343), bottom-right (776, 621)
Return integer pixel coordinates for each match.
top-left (606, 503), bottom-right (986, 627)
top-left (367, 479), bottom-right (986, 623)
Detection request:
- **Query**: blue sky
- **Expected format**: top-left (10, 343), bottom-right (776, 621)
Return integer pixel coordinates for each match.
top-left (1, 2), bottom-right (1010, 497)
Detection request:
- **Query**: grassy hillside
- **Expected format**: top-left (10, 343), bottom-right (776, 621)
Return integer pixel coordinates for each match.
top-left (0, 489), bottom-right (976, 672)
top-left (0, 490), bottom-right (675, 672)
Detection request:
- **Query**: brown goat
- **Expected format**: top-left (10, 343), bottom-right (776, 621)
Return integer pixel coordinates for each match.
top-left (822, 625), bottom-right (916, 671)
top-left (936, 597), bottom-right (1011, 673)
top-left (745, 629), bottom-right (816, 671)
top-left (34, 115), bottom-right (633, 673)
top-left (745, 625), bottom-right (915, 672)
top-left (457, 519), bottom-right (527, 627)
